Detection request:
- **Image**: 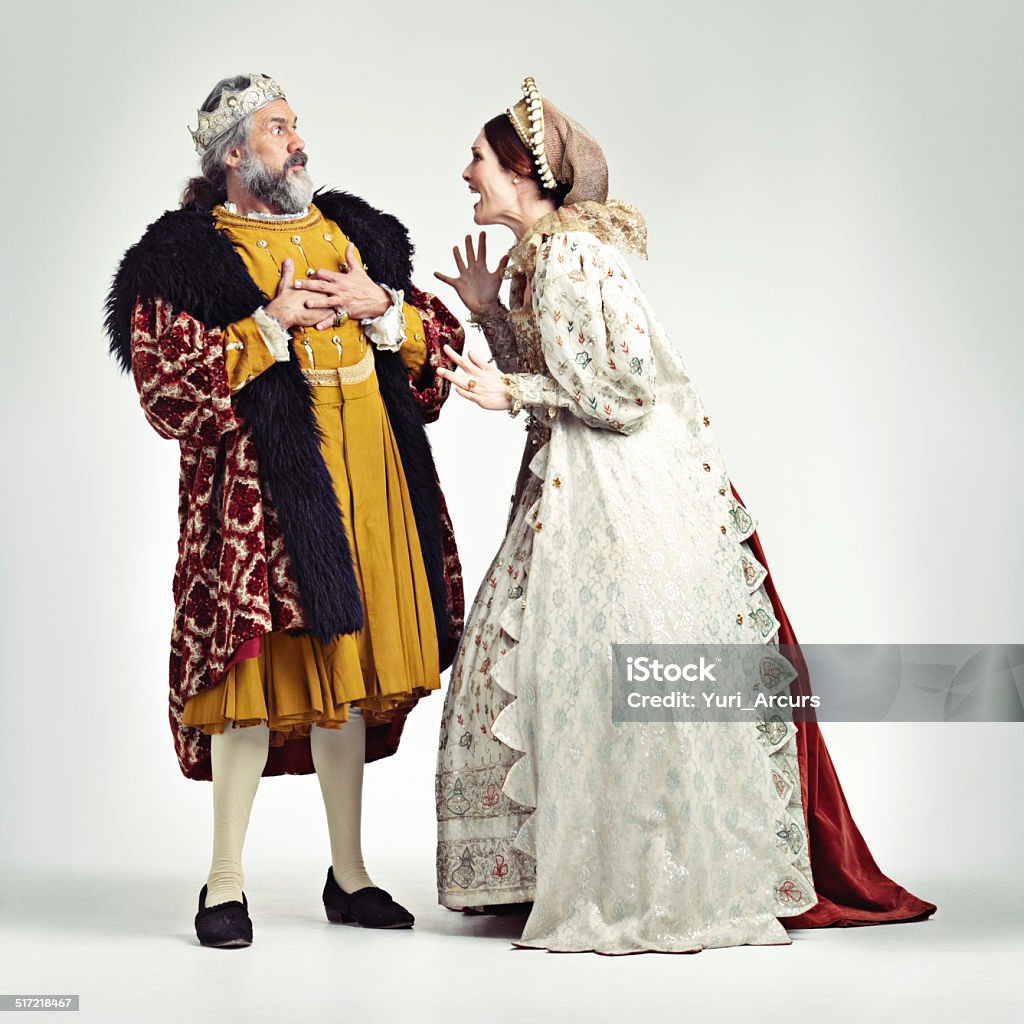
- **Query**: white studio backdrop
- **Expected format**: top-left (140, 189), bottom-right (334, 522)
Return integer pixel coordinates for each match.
top-left (1, 0), bottom-right (1021, 888)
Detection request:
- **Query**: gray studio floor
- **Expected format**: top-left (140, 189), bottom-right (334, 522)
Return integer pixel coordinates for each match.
top-left (1, 867), bottom-right (1020, 1024)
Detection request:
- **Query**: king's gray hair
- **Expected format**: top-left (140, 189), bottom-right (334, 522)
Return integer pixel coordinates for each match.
top-left (199, 76), bottom-right (255, 183)
top-left (180, 74), bottom-right (256, 212)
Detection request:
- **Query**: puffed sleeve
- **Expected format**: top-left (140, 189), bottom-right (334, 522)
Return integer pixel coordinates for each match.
top-left (504, 231), bottom-right (656, 434)
top-left (129, 295), bottom-right (262, 445)
top-left (402, 284), bottom-right (467, 423)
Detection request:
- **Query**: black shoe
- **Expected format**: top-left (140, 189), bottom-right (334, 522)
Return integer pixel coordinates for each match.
top-left (322, 867), bottom-right (414, 929)
top-left (195, 884), bottom-right (253, 948)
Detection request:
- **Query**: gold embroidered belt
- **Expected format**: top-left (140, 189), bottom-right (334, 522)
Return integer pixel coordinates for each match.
top-left (301, 345), bottom-right (375, 386)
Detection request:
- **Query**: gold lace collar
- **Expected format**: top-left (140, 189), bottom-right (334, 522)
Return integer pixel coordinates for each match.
top-left (505, 199), bottom-right (648, 278)
top-left (213, 204), bottom-right (323, 232)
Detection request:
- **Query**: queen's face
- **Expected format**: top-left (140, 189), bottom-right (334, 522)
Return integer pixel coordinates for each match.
top-left (462, 130), bottom-right (520, 225)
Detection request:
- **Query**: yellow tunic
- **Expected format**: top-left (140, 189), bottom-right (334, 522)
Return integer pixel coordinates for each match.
top-left (182, 205), bottom-right (440, 746)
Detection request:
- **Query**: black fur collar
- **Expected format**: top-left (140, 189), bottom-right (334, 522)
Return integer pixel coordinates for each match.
top-left (104, 188), bottom-right (447, 651)
top-left (106, 189), bottom-right (414, 372)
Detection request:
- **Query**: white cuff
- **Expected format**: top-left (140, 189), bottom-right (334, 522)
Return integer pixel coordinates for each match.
top-left (361, 285), bottom-right (405, 352)
top-left (253, 306), bottom-right (292, 361)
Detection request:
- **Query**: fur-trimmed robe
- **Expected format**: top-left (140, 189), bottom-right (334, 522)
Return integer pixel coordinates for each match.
top-left (106, 189), bottom-right (465, 780)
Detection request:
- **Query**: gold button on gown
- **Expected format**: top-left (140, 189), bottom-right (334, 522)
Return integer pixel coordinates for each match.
top-left (182, 205), bottom-right (439, 747)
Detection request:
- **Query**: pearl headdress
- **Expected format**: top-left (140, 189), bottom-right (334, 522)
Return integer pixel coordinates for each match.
top-left (504, 77), bottom-right (609, 206)
top-left (506, 77), bottom-right (558, 191)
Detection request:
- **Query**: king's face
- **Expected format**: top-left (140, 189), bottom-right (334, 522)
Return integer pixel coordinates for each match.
top-left (242, 98), bottom-right (306, 175)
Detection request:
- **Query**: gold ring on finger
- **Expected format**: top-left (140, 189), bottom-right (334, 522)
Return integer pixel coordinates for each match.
top-left (334, 308), bottom-right (349, 327)
top-left (466, 378), bottom-right (478, 389)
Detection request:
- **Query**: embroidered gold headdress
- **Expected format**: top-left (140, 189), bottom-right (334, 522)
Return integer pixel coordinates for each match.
top-left (505, 76), bottom-right (609, 206)
top-left (190, 73), bottom-right (286, 156)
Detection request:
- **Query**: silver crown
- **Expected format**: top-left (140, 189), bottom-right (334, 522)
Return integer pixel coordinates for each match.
top-left (189, 73), bottom-right (286, 155)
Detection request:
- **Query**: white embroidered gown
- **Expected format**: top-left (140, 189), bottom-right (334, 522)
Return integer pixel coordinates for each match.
top-left (435, 202), bottom-right (817, 953)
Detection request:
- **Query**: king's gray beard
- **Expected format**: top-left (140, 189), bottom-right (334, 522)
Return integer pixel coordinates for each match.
top-left (238, 149), bottom-right (314, 214)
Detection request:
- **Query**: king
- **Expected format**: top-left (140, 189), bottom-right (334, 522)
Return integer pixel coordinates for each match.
top-left (105, 73), bottom-right (466, 948)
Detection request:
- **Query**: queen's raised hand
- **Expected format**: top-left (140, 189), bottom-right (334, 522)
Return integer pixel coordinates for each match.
top-left (434, 232), bottom-right (510, 315)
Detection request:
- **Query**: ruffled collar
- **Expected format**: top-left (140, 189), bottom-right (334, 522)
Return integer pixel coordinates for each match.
top-left (505, 199), bottom-right (648, 278)
top-left (219, 200), bottom-right (312, 221)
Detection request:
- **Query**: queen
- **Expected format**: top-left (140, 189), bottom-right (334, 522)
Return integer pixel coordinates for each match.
top-left (433, 77), bottom-right (935, 954)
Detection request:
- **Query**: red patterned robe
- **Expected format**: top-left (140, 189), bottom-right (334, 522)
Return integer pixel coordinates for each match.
top-left (127, 281), bottom-right (465, 781)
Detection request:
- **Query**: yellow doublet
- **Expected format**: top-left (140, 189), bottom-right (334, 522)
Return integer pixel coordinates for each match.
top-left (183, 205), bottom-right (439, 746)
